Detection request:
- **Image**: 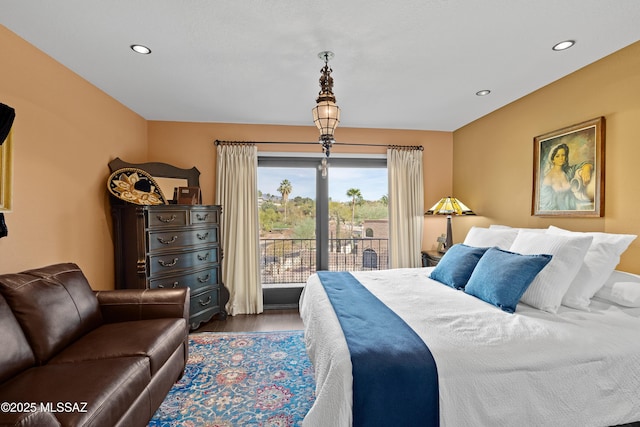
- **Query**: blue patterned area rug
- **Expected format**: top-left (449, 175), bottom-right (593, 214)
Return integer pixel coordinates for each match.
top-left (148, 330), bottom-right (315, 427)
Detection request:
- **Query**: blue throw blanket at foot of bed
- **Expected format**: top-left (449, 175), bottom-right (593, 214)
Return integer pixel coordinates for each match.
top-left (317, 271), bottom-right (439, 427)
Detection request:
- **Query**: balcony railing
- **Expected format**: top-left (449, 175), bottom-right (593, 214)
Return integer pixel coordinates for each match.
top-left (260, 238), bottom-right (389, 285)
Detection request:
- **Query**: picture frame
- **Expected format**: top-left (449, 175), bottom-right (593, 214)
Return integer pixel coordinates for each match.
top-left (176, 186), bottom-right (201, 205)
top-left (532, 117), bottom-right (605, 217)
top-left (0, 129), bottom-right (13, 212)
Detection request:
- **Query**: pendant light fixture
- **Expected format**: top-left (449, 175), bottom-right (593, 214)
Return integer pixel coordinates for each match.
top-left (312, 51), bottom-right (341, 158)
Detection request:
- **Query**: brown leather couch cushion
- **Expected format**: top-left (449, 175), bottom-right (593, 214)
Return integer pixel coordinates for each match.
top-left (0, 409), bottom-right (60, 427)
top-left (0, 294), bottom-right (36, 384)
top-left (50, 318), bottom-right (187, 376)
top-left (0, 264), bottom-right (103, 364)
top-left (0, 357), bottom-right (150, 427)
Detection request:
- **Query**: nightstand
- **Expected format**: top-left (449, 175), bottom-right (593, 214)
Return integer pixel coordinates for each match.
top-left (421, 250), bottom-right (443, 267)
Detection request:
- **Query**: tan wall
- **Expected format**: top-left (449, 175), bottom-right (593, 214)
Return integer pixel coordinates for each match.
top-left (0, 25), bottom-right (148, 289)
top-left (453, 41), bottom-right (640, 273)
top-left (147, 121), bottom-right (453, 252)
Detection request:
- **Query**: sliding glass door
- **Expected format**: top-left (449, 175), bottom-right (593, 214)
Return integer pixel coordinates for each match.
top-left (258, 156), bottom-right (387, 286)
top-left (258, 161), bottom-right (317, 285)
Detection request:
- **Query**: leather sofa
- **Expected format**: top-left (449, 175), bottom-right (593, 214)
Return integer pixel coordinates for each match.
top-left (0, 263), bottom-right (190, 427)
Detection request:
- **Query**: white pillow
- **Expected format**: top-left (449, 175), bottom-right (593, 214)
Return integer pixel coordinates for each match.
top-left (489, 225), bottom-right (547, 233)
top-left (463, 227), bottom-right (519, 250)
top-left (509, 231), bottom-right (593, 313)
top-left (594, 270), bottom-right (640, 307)
top-left (547, 226), bottom-right (637, 310)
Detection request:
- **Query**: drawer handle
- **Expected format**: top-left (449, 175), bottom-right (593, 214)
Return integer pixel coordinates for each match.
top-left (197, 274), bottom-right (211, 283)
top-left (158, 235), bottom-right (178, 245)
top-left (195, 213), bottom-right (209, 221)
top-left (197, 232), bottom-right (209, 240)
top-left (158, 282), bottom-right (179, 289)
top-left (158, 258), bottom-right (178, 267)
top-left (197, 252), bottom-right (210, 261)
top-left (157, 214), bottom-right (176, 223)
top-left (199, 296), bottom-right (212, 306)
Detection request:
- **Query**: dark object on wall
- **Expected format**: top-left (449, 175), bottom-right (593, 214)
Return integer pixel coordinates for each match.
top-left (0, 102), bottom-right (15, 145)
top-left (0, 213), bottom-right (7, 238)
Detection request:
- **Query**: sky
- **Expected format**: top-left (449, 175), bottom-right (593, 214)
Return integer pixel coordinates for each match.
top-left (258, 166), bottom-right (388, 202)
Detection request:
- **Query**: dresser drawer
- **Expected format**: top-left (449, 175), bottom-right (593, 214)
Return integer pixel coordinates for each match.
top-left (190, 208), bottom-right (220, 225)
top-left (147, 208), bottom-right (189, 228)
top-left (148, 246), bottom-right (220, 277)
top-left (147, 226), bottom-right (219, 252)
top-left (149, 266), bottom-right (221, 291)
top-left (189, 287), bottom-right (220, 330)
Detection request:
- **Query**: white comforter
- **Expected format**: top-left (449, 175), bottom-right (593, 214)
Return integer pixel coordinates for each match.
top-left (299, 267), bottom-right (640, 427)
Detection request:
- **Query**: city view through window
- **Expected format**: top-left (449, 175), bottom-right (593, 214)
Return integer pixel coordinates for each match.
top-left (258, 166), bottom-right (389, 286)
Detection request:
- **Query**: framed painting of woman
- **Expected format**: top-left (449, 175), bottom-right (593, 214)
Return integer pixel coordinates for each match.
top-left (532, 117), bottom-right (605, 217)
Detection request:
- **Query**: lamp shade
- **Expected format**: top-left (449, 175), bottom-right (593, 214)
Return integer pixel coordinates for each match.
top-left (425, 196), bottom-right (475, 252)
top-left (425, 197), bottom-right (475, 216)
top-left (312, 99), bottom-right (340, 142)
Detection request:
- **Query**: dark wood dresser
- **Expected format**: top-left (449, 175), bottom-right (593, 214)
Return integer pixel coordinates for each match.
top-left (111, 204), bottom-right (228, 329)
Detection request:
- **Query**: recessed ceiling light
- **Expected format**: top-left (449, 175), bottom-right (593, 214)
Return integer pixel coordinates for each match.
top-left (552, 40), bottom-right (575, 51)
top-left (130, 44), bottom-right (151, 54)
top-left (476, 90), bottom-right (491, 96)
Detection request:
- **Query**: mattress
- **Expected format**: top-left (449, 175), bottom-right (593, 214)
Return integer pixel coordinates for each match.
top-left (299, 267), bottom-right (640, 427)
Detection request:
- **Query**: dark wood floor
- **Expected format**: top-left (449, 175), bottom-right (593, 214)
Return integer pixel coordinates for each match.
top-left (192, 309), bottom-right (304, 333)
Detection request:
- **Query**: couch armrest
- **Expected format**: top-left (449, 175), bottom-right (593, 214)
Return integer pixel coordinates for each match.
top-left (95, 288), bottom-right (190, 324)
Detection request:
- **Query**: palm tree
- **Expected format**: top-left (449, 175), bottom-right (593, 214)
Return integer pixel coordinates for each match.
top-left (277, 179), bottom-right (293, 221)
top-left (346, 188), bottom-right (363, 237)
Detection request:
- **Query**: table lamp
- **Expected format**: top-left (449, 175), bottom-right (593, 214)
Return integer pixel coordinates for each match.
top-left (425, 196), bottom-right (475, 252)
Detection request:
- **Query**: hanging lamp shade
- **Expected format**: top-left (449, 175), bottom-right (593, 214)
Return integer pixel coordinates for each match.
top-left (312, 51), bottom-right (340, 157)
top-left (312, 99), bottom-right (340, 143)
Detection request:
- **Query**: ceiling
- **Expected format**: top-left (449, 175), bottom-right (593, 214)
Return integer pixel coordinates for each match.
top-left (2, 0), bottom-right (640, 132)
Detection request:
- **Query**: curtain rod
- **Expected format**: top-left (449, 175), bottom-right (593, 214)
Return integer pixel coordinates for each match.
top-left (213, 139), bottom-right (423, 151)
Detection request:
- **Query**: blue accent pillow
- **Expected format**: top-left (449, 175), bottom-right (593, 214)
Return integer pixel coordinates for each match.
top-left (429, 244), bottom-right (489, 289)
top-left (464, 247), bottom-right (552, 313)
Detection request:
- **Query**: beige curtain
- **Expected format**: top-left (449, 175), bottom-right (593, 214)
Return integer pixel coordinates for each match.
top-left (216, 144), bottom-right (263, 315)
top-left (388, 147), bottom-right (424, 268)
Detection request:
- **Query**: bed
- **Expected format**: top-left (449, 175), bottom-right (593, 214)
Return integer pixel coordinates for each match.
top-left (299, 227), bottom-right (640, 427)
